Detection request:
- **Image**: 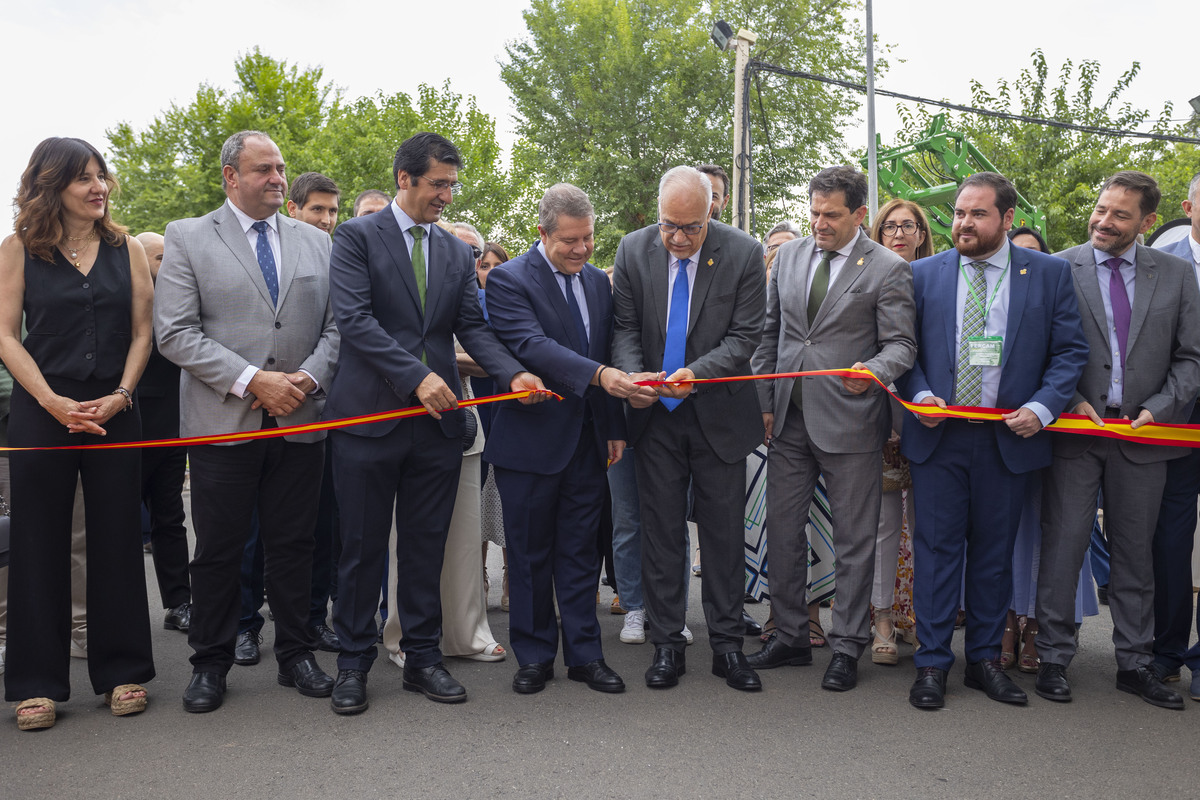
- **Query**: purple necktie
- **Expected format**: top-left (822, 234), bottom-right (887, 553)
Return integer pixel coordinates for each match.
top-left (1105, 257), bottom-right (1131, 378)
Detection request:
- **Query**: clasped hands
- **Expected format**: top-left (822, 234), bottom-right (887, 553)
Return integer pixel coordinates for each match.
top-left (249, 371), bottom-right (315, 417)
top-left (50, 392), bottom-right (126, 435)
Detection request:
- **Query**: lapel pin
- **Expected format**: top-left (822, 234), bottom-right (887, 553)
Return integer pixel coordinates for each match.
top-left (857, 258), bottom-right (864, 265)
top-left (707, 258), bottom-right (713, 266)
top-left (1020, 268), bottom-right (1027, 275)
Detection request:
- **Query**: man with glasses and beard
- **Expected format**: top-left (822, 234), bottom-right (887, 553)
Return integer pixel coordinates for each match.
top-left (896, 172), bottom-right (1087, 710)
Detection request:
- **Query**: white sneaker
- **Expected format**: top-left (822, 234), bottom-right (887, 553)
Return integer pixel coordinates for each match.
top-left (620, 608), bottom-right (647, 644)
top-left (388, 650), bottom-right (406, 669)
top-left (681, 625), bottom-right (694, 645)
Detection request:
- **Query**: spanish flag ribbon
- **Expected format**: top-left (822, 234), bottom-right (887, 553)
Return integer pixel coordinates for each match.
top-left (0, 389), bottom-right (561, 452)
top-left (637, 369), bottom-right (1200, 449)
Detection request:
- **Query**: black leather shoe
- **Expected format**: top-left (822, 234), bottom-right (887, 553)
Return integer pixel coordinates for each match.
top-left (277, 656), bottom-right (334, 698)
top-left (746, 636), bottom-right (812, 669)
top-left (1035, 662), bottom-right (1072, 702)
top-left (163, 602), bottom-right (192, 632)
top-left (645, 646), bottom-right (686, 688)
top-left (567, 659), bottom-right (625, 693)
top-left (712, 651), bottom-right (762, 691)
top-left (309, 624), bottom-right (341, 653)
top-left (234, 630), bottom-right (262, 666)
top-left (403, 662), bottom-right (467, 703)
top-left (1117, 666), bottom-right (1185, 710)
top-left (964, 659), bottom-right (1028, 704)
top-left (742, 610), bottom-right (763, 636)
top-left (513, 662), bottom-right (555, 694)
top-left (909, 666), bottom-right (947, 709)
top-left (821, 652), bottom-right (858, 691)
top-left (331, 669), bottom-right (368, 715)
top-left (183, 671), bottom-right (226, 713)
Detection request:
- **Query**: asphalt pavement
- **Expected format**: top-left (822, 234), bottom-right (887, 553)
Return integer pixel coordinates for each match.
top-left (2, 500), bottom-right (1196, 800)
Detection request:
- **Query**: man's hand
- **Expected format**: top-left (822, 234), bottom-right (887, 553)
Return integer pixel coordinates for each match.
top-left (762, 412), bottom-right (774, 446)
top-left (596, 365), bottom-right (641, 399)
top-left (285, 371), bottom-right (316, 395)
top-left (608, 439), bottom-right (626, 466)
top-left (1129, 408), bottom-right (1154, 429)
top-left (1072, 401), bottom-right (1104, 427)
top-left (511, 372), bottom-right (549, 405)
top-left (248, 371), bottom-right (307, 417)
top-left (1002, 407), bottom-right (1044, 438)
top-left (840, 361), bottom-right (873, 395)
top-left (626, 372), bottom-right (661, 409)
top-left (655, 368), bottom-right (696, 400)
top-left (415, 371), bottom-right (458, 420)
top-left (916, 396), bottom-right (948, 428)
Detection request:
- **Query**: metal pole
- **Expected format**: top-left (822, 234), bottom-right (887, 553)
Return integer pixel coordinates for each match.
top-left (865, 0), bottom-right (878, 222)
top-left (731, 28), bottom-right (757, 234)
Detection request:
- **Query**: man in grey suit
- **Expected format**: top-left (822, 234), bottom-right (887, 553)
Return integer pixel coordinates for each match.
top-left (612, 165), bottom-right (766, 691)
top-left (155, 130), bottom-right (340, 713)
top-left (1038, 170), bottom-right (1200, 710)
top-left (748, 166), bottom-right (916, 692)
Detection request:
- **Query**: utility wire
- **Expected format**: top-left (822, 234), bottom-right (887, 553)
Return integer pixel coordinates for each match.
top-left (749, 60), bottom-right (1200, 146)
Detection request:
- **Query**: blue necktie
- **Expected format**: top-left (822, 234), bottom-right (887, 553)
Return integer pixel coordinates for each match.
top-left (251, 220), bottom-right (279, 306)
top-left (561, 272), bottom-right (589, 356)
top-left (661, 258), bottom-right (690, 412)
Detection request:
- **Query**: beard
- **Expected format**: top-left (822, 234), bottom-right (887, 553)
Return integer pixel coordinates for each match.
top-left (1088, 220), bottom-right (1138, 256)
top-left (953, 225), bottom-right (1006, 259)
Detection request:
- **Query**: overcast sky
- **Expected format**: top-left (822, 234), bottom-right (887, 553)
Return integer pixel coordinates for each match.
top-left (3, 1), bottom-right (1194, 227)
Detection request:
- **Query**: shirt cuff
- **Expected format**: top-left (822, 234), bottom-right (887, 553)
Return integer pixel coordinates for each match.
top-left (299, 369), bottom-right (319, 395)
top-left (1024, 401), bottom-right (1053, 428)
top-left (232, 365), bottom-right (259, 399)
top-left (913, 390), bottom-right (933, 404)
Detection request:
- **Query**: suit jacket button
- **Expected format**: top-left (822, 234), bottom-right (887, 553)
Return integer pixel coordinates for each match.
top-left (275, 321), bottom-right (282, 329)
top-left (267, 357), bottom-right (276, 365)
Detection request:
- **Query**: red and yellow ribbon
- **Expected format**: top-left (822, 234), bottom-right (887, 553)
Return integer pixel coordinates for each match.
top-left (0, 389), bottom-right (561, 452)
top-left (638, 369), bottom-right (1200, 449)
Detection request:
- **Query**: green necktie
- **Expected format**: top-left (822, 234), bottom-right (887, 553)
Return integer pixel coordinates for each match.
top-left (954, 261), bottom-right (988, 406)
top-left (410, 225), bottom-right (427, 310)
top-left (807, 250), bottom-right (832, 325)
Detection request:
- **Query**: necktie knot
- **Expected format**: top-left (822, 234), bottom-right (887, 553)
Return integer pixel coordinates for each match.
top-left (1104, 256), bottom-right (1123, 272)
top-left (252, 220), bottom-right (269, 235)
top-left (969, 260), bottom-right (987, 274)
top-left (410, 225), bottom-right (424, 241)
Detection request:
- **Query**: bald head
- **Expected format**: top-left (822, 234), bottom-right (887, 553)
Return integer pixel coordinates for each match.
top-left (137, 231), bottom-right (165, 280)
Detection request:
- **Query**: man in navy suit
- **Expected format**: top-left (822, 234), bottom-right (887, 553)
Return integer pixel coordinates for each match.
top-left (324, 132), bottom-right (545, 714)
top-left (483, 184), bottom-right (641, 695)
top-left (1150, 171), bottom-right (1200, 704)
top-left (896, 172), bottom-right (1088, 709)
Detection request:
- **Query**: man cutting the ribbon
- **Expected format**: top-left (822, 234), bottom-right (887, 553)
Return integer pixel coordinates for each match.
top-left (896, 172), bottom-right (1088, 710)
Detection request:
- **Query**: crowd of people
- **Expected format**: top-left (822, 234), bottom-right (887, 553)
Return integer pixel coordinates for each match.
top-left (1, 128), bottom-right (1199, 733)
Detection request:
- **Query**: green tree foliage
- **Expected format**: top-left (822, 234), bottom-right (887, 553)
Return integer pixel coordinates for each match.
top-left (500, 0), bottom-right (870, 261)
top-left (892, 50), bottom-right (1195, 251)
top-left (107, 50), bottom-right (527, 243)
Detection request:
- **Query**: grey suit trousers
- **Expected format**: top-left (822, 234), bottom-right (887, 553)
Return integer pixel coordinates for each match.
top-left (1038, 439), bottom-right (1165, 670)
top-left (767, 406), bottom-right (881, 659)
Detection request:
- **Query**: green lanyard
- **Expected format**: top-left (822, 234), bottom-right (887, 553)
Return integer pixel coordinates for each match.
top-left (958, 250), bottom-right (1011, 330)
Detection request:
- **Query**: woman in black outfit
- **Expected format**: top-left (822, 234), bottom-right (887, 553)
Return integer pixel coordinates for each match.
top-left (0, 137), bottom-right (155, 730)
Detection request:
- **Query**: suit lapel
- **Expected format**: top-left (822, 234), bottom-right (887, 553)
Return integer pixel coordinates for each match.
top-left (688, 236), bottom-right (721, 335)
top-left (810, 235), bottom-right (869, 330)
top-left (1002, 247), bottom-right (1030, 368)
top-left (213, 204), bottom-right (276, 310)
top-left (647, 235), bottom-right (670, 339)
top-left (1071, 250), bottom-right (1110, 344)
top-left (274, 214), bottom-right (299, 310)
top-left (424, 226), bottom-right (454, 331)
top-left (583, 265), bottom-right (607, 361)
top-left (938, 251), bottom-right (961, 364)
top-left (530, 244), bottom-right (585, 352)
top-left (786, 239), bottom-right (817, 336)
top-left (1126, 245), bottom-right (1158, 356)
top-left (374, 211), bottom-right (424, 319)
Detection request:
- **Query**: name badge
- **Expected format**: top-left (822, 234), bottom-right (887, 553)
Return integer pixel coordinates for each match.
top-left (967, 336), bottom-right (1003, 367)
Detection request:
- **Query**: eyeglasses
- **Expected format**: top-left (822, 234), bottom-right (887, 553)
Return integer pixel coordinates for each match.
top-left (881, 221), bottom-right (919, 236)
top-left (416, 177), bottom-right (463, 195)
top-left (470, 245), bottom-right (482, 260)
top-left (657, 221), bottom-right (705, 236)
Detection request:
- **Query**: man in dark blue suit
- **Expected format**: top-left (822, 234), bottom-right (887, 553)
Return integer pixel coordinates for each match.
top-left (483, 184), bottom-right (640, 695)
top-left (896, 172), bottom-right (1088, 709)
top-left (324, 133), bottom-right (545, 714)
top-left (1149, 171), bottom-right (1200, 702)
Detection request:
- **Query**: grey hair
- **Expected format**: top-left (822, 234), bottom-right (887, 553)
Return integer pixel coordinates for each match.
top-left (220, 130), bottom-right (272, 188)
top-left (538, 183), bottom-right (595, 236)
top-left (658, 166), bottom-right (711, 217)
top-left (763, 220), bottom-right (802, 246)
top-left (450, 221), bottom-right (484, 249)
top-left (1189, 171), bottom-right (1200, 205)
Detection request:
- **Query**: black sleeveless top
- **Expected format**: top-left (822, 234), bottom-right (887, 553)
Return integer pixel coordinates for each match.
top-left (23, 237), bottom-right (132, 382)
